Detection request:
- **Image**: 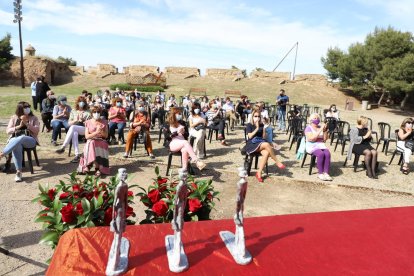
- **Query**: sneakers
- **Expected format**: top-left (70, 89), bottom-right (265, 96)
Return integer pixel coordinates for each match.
top-left (323, 173), bottom-right (333, 181)
top-left (123, 153), bottom-right (129, 158)
top-left (70, 155), bottom-right (81, 163)
top-left (15, 172), bottom-right (22, 182)
top-left (51, 140), bottom-right (57, 146)
top-left (149, 153), bottom-right (155, 159)
top-left (318, 174), bottom-right (326, 181)
top-left (55, 147), bottom-right (65, 154)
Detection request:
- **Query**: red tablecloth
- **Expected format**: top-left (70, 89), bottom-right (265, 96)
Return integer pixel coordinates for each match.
top-left (47, 206), bottom-right (414, 275)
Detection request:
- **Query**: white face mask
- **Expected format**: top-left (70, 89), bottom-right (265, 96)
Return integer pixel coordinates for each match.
top-left (253, 117), bottom-right (260, 123)
top-left (175, 114), bottom-right (182, 121)
top-left (60, 101), bottom-right (67, 105)
top-left (406, 123), bottom-right (413, 128)
top-left (79, 102), bottom-right (85, 108)
top-left (138, 107), bottom-right (145, 112)
top-left (212, 104), bottom-right (217, 109)
top-left (194, 109), bottom-right (200, 114)
top-left (93, 113), bottom-right (100, 120)
top-left (23, 107), bottom-right (31, 115)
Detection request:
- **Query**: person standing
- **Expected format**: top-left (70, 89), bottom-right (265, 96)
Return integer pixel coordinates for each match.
top-left (276, 89), bottom-right (289, 131)
top-left (30, 78), bottom-right (39, 111)
top-left (36, 76), bottom-right (50, 112)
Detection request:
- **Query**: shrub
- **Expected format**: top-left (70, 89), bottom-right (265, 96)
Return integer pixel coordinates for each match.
top-left (109, 84), bottom-right (165, 92)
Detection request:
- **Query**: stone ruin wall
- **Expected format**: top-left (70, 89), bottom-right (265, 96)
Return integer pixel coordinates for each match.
top-left (293, 74), bottom-right (327, 85)
top-left (124, 65), bottom-right (159, 76)
top-left (206, 68), bottom-right (243, 78)
top-left (165, 67), bottom-right (200, 78)
top-left (69, 66), bottom-right (85, 75)
top-left (96, 64), bottom-right (118, 77)
top-left (250, 70), bottom-right (291, 79)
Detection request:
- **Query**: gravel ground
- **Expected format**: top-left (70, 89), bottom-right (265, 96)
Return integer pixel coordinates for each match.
top-left (1, 106), bottom-right (414, 275)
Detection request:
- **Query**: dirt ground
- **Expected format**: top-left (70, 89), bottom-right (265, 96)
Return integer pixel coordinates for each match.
top-left (1, 104), bottom-right (414, 275)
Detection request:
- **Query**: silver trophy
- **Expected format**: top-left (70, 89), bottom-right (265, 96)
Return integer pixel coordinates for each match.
top-left (106, 168), bottom-right (130, 276)
top-left (219, 167), bottom-right (252, 265)
top-left (165, 169), bottom-right (189, 273)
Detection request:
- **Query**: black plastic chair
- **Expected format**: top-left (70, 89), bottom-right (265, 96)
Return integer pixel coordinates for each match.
top-left (344, 152), bottom-right (379, 173)
top-left (129, 128), bottom-right (149, 156)
top-left (367, 118), bottom-right (378, 143)
top-left (166, 151), bottom-right (194, 176)
top-left (376, 122), bottom-right (396, 155)
top-left (388, 130), bottom-right (404, 169)
top-left (300, 151), bottom-right (317, 175)
top-left (22, 147), bottom-right (40, 174)
top-left (333, 121), bottom-right (351, 155)
top-left (243, 128), bottom-right (269, 176)
top-left (289, 118), bottom-right (306, 150)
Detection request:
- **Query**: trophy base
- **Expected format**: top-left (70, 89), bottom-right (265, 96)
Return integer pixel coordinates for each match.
top-left (219, 231), bottom-right (252, 265)
top-left (165, 235), bottom-right (189, 273)
top-left (106, 237), bottom-right (130, 276)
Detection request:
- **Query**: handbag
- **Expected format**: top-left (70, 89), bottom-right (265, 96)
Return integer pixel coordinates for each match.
top-left (194, 124), bottom-right (205, 131)
top-left (405, 140), bottom-right (414, 151)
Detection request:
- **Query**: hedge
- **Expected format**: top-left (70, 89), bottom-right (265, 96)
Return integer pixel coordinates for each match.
top-left (109, 84), bottom-right (165, 92)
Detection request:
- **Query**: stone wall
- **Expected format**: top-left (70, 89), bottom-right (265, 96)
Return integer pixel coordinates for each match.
top-left (294, 74), bottom-right (326, 82)
top-left (165, 67), bottom-right (200, 78)
top-left (124, 65), bottom-right (159, 76)
top-left (250, 70), bottom-right (291, 79)
top-left (97, 64), bottom-right (118, 78)
top-left (69, 66), bottom-right (85, 75)
top-left (206, 68), bottom-right (243, 78)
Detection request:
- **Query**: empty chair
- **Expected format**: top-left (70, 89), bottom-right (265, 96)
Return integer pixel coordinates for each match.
top-left (376, 122), bottom-right (396, 155)
top-left (333, 121), bottom-right (351, 155)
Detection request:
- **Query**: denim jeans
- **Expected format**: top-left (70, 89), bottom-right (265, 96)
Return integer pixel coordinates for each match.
top-left (2, 136), bottom-right (36, 170)
top-left (109, 122), bottom-right (126, 142)
top-left (277, 109), bottom-right (286, 130)
top-left (51, 120), bottom-right (70, 141)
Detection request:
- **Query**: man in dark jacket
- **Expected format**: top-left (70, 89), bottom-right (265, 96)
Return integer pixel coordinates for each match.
top-left (36, 76), bottom-right (50, 112)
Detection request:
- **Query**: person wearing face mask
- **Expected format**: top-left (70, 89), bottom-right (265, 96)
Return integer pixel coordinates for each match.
top-left (55, 96), bottom-right (91, 163)
top-left (206, 100), bottom-right (229, 146)
top-left (246, 107), bottom-right (285, 182)
top-left (168, 107), bottom-right (206, 171)
top-left (304, 113), bottom-right (333, 181)
top-left (77, 105), bottom-right (109, 177)
top-left (188, 103), bottom-right (206, 159)
top-left (51, 95), bottom-right (72, 146)
top-left (124, 103), bottom-right (155, 158)
top-left (222, 97), bottom-right (238, 131)
top-left (41, 90), bottom-right (56, 132)
top-left (0, 102), bottom-right (39, 182)
top-left (35, 76), bottom-right (51, 112)
top-left (325, 104), bottom-right (340, 132)
top-left (276, 89), bottom-right (289, 131)
top-left (125, 93), bottom-right (137, 120)
top-left (347, 116), bottom-right (378, 179)
top-left (397, 118), bottom-right (414, 174)
top-left (166, 94), bottom-right (178, 112)
top-left (108, 97), bottom-right (127, 145)
top-left (150, 96), bottom-right (165, 129)
top-left (200, 96), bottom-right (209, 110)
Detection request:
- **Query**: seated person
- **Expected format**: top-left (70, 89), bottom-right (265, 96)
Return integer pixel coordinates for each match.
top-left (206, 100), bottom-right (228, 146)
top-left (78, 106), bottom-right (109, 177)
top-left (347, 116), bottom-right (378, 179)
top-left (245, 107), bottom-right (285, 182)
top-left (55, 96), bottom-right (91, 163)
top-left (188, 103), bottom-right (206, 159)
top-left (108, 97), bottom-right (127, 145)
top-left (325, 104), bottom-right (340, 132)
top-left (1, 102), bottom-right (39, 182)
top-left (167, 107), bottom-right (206, 171)
top-left (222, 97), bottom-right (237, 131)
top-left (51, 95), bottom-right (71, 146)
top-left (166, 94), bottom-right (178, 111)
top-left (150, 95), bottom-right (165, 129)
top-left (125, 92), bottom-right (137, 120)
top-left (304, 113), bottom-right (333, 181)
top-left (41, 90), bottom-right (56, 132)
top-left (200, 96), bottom-right (209, 110)
top-left (123, 102), bottom-right (155, 158)
top-left (397, 118), bottom-right (414, 174)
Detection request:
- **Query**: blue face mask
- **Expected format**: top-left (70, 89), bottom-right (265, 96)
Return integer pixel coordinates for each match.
top-left (116, 102), bottom-right (122, 107)
top-left (79, 102), bottom-right (85, 108)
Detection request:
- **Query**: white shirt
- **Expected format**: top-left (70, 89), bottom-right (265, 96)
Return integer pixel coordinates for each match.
top-left (261, 109), bottom-right (269, 119)
top-left (222, 102), bottom-right (235, 113)
top-left (31, 81), bottom-right (37, 96)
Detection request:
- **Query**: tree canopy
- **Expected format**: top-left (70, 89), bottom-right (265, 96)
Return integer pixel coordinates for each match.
top-left (321, 27), bottom-right (414, 108)
top-left (0, 33), bottom-right (13, 70)
top-left (56, 56), bottom-right (77, 66)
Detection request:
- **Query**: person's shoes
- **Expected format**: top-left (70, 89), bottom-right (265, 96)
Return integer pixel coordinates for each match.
top-left (15, 172), bottom-right (22, 182)
top-left (323, 173), bottom-right (333, 181)
top-left (196, 160), bottom-right (206, 171)
top-left (46, 128), bottom-right (52, 133)
top-left (276, 162), bottom-right (286, 169)
top-left (149, 153), bottom-right (155, 159)
top-left (221, 140), bottom-right (229, 146)
top-left (255, 172), bottom-right (264, 182)
top-left (55, 147), bottom-right (65, 154)
top-left (70, 155), bottom-right (81, 163)
top-left (372, 174), bottom-right (378, 179)
top-left (51, 140), bottom-right (57, 146)
top-left (318, 174), bottom-right (327, 181)
top-left (123, 153), bottom-right (129, 158)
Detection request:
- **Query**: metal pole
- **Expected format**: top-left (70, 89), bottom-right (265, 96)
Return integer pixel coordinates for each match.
top-left (18, 19), bottom-right (24, 88)
top-left (292, 42), bottom-right (298, 80)
top-left (272, 42), bottom-right (298, 72)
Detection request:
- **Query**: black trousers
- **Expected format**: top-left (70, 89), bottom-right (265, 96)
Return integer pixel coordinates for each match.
top-left (32, 96), bottom-right (38, 110)
top-left (41, 112), bottom-right (53, 130)
top-left (210, 120), bottom-right (225, 139)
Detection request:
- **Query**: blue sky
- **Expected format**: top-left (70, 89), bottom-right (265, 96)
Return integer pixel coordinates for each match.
top-left (1, 0), bottom-right (413, 75)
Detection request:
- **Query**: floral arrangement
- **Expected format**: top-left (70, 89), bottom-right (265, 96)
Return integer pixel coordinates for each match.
top-left (33, 172), bottom-right (136, 250)
top-left (137, 167), bottom-right (219, 224)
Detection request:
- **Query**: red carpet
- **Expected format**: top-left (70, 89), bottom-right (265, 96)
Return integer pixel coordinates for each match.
top-left (47, 206), bottom-right (414, 275)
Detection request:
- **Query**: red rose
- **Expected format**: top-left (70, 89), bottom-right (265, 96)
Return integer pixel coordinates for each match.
top-left (158, 183), bottom-right (167, 193)
top-left (93, 187), bottom-right (100, 198)
top-left (75, 202), bottom-right (84, 215)
top-left (148, 189), bottom-right (160, 204)
top-left (126, 206), bottom-right (134, 218)
top-left (73, 184), bottom-right (82, 193)
top-left (85, 192), bottom-right (94, 200)
top-left (188, 198), bottom-right (202, 213)
top-left (104, 208), bottom-right (113, 225)
top-left (41, 207), bottom-right (50, 217)
top-left (59, 192), bottom-right (71, 200)
top-left (207, 192), bottom-right (213, 201)
top-left (191, 182), bottom-right (197, 190)
top-left (48, 188), bottom-right (56, 201)
top-left (60, 203), bottom-right (76, 223)
top-left (152, 200), bottom-right (168, 217)
top-left (157, 178), bottom-right (168, 184)
top-left (127, 191), bottom-right (134, 197)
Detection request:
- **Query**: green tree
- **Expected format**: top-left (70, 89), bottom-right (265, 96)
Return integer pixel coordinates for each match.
top-left (322, 27), bottom-right (414, 109)
top-left (0, 33), bottom-right (14, 70)
top-left (56, 56), bottom-right (77, 66)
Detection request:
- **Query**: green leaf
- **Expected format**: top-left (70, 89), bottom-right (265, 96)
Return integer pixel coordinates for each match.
top-left (81, 198), bottom-right (91, 214)
top-left (53, 197), bottom-right (62, 212)
top-left (191, 215), bottom-right (199, 221)
top-left (39, 231), bottom-right (59, 245)
top-left (35, 216), bottom-right (55, 223)
top-left (91, 197), bottom-right (98, 209)
top-left (86, 221), bottom-right (95, 227)
top-left (77, 215), bottom-right (86, 225)
top-left (155, 166), bottom-right (160, 176)
top-left (97, 193), bottom-right (103, 208)
top-left (38, 184), bottom-right (46, 194)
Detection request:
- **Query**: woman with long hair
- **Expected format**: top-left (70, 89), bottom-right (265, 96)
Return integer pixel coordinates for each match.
top-left (188, 102), bottom-right (206, 159)
top-left (397, 118), bottom-right (413, 174)
top-left (168, 107), bottom-right (206, 171)
top-left (108, 97), bottom-right (127, 145)
top-left (1, 102), bottom-right (40, 182)
top-left (245, 107), bottom-right (285, 182)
